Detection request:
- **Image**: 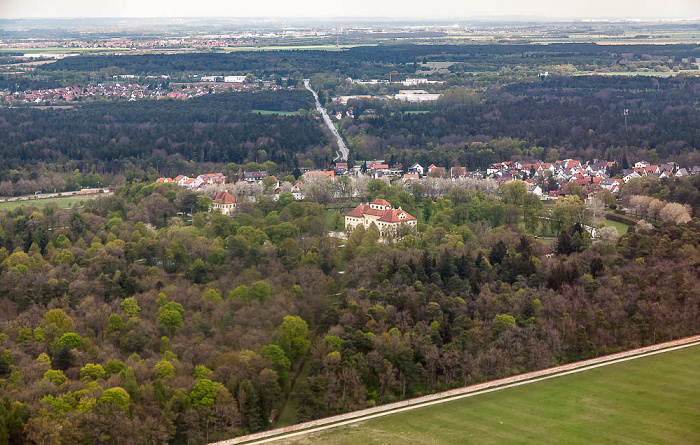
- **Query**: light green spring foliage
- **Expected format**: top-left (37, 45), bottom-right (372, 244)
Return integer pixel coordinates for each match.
top-left (57, 332), bottom-right (81, 349)
top-left (99, 387), bottom-right (130, 412)
top-left (201, 288), bottom-right (223, 304)
top-left (43, 369), bottom-right (67, 386)
top-left (276, 315), bottom-right (310, 362)
top-left (193, 365), bottom-right (212, 379)
top-left (189, 378), bottom-right (224, 408)
top-left (120, 297), bottom-right (140, 318)
top-left (157, 301), bottom-right (185, 334)
top-left (104, 359), bottom-right (126, 375)
top-left (155, 360), bottom-right (176, 379)
top-left (80, 363), bottom-right (107, 381)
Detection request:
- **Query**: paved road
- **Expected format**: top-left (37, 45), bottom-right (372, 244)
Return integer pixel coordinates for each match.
top-left (210, 334), bottom-right (700, 445)
top-left (304, 79), bottom-right (348, 162)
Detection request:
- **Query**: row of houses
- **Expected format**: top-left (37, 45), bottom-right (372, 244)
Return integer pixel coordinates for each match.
top-left (157, 173), bottom-right (226, 188)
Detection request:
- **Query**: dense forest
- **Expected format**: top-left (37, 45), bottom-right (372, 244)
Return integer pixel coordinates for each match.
top-left (0, 180), bottom-right (698, 444)
top-left (40, 44), bottom-right (700, 79)
top-left (0, 90), bottom-right (328, 180)
top-left (340, 75), bottom-right (700, 167)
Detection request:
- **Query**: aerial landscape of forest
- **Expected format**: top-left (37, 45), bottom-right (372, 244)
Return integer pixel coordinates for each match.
top-left (0, 6), bottom-right (699, 445)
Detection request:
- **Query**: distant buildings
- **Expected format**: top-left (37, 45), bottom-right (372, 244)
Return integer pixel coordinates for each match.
top-left (394, 90), bottom-right (441, 102)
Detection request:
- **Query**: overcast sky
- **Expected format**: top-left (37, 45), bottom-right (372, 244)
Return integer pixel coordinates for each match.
top-left (1, 0), bottom-right (699, 20)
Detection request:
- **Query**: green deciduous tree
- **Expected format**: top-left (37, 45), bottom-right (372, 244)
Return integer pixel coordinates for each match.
top-left (99, 387), bottom-right (131, 412)
top-left (276, 316), bottom-right (310, 363)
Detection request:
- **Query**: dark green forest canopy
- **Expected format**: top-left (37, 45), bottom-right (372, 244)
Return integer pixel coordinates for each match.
top-left (0, 90), bottom-right (328, 173)
top-left (342, 75), bottom-right (700, 166)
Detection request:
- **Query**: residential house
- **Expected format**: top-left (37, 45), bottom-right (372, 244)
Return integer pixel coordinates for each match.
top-left (428, 166), bottom-right (447, 178)
top-left (304, 170), bottom-right (335, 181)
top-left (451, 166), bottom-right (468, 179)
top-left (527, 185), bottom-right (543, 197)
top-left (409, 163), bottom-right (424, 175)
top-left (210, 191), bottom-right (238, 216)
top-left (335, 163), bottom-right (348, 174)
top-left (244, 171), bottom-right (268, 183)
top-left (198, 173), bottom-right (226, 185)
top-left (622, 170), bottom-right (642, 183)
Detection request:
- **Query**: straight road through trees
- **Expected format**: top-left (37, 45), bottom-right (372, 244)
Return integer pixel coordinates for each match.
top-left (304, 79), bottom-right (349, 162)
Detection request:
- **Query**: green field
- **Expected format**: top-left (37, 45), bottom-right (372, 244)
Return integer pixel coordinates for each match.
top-left (251, 110), bottom-right (300, 116)
top-left (0, 47), bottom-right (128, 54)
top-left (279, 345), bottom-right (700, 444)
top-left (600, 217), bottom-right (632, 236)
top-left (225, 44), bottom-right (374, 52)
top-left (582, 71), bottom-right (700, 77)
top-left (0, 195), bottom-right (99, 211)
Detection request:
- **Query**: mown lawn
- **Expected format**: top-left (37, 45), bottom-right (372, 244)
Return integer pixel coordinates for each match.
top-left (599, 217), bottom-right (631, 236)
top-left (280, 345), bottom-right (700, 444)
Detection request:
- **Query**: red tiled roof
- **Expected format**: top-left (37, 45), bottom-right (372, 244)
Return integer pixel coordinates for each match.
top-left (371, 198), bottom-right (392, 207)
top-left (213, 191), bottom-right (237, 204)
top-left (347, 203), bottom-right (416, 222)
top-left (347, 204), bottom-right (369, 218)
top-left (378, 209), bottom-right (417, 223)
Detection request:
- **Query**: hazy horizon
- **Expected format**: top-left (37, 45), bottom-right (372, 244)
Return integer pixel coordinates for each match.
top-left (1, 0), bottom-right (699, 21)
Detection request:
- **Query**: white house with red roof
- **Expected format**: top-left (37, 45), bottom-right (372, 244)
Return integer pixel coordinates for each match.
top-left (345, 199), bottom-right (417, 237)
top-left (210, 191), bottom-right (238, 216)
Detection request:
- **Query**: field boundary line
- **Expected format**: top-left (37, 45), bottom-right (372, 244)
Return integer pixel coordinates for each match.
top-left (210, 335), bottom-right (700, 445)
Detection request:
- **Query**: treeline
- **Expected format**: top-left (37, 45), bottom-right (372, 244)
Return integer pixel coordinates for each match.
top-left (0, 76), bottom-right (60, 92)
top-left (0, 179), bottom-right (699, 443)
top-left (39, 43), bottom-right (700, 79)
top-left (622, 175), bottom-right (700, 217)
top-left (0, 90), bottom-right (329, 178)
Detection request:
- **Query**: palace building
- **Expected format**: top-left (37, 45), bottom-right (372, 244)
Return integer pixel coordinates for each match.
top-left (345, 199), bottom-right (417, 237)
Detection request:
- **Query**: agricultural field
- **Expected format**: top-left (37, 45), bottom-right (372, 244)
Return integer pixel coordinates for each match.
top-left (251, 110), bottom-right (300, 116)
top-left (281, 344), bottom-right (700, 445)
top-left (0, 194), bottom-right (100, 211)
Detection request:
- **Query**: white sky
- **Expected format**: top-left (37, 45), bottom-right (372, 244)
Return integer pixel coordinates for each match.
top-left (1, 0), bottom-right (699, 19)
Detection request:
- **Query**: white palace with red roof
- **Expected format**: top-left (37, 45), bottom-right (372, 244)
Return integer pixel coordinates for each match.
top-left (345, 199), bottom-right (417, 237)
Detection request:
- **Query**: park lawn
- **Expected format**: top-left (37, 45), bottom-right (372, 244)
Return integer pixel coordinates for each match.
top-left (0, 195), bottom-right (97, 211)
top-left (325, 209), bottom-right (346, 232)
top-left (280, 345), bottom-right (700, 444)
top-left (599, 217), bottom-right (631, 236)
